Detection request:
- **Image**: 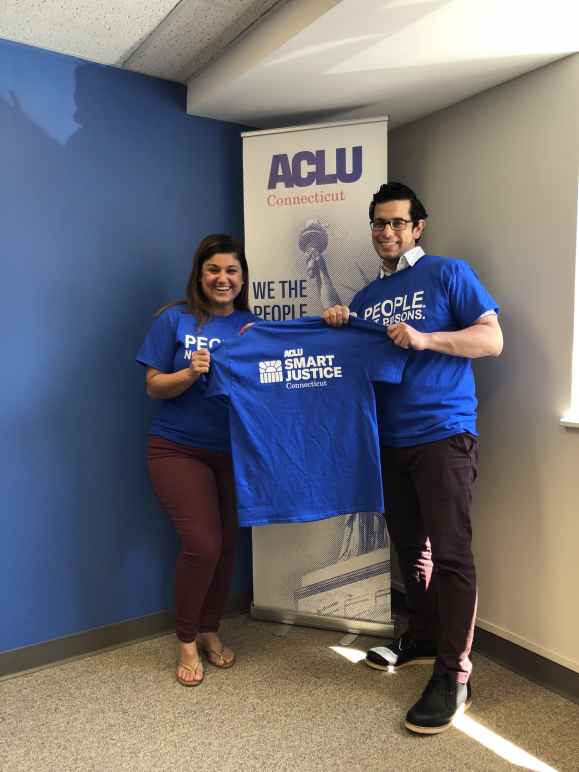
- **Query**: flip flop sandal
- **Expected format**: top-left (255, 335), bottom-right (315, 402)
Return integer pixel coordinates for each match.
top-left (200, 646), bottom-right (236, 669)
top-left (176, 661), bottom-right (204, 687)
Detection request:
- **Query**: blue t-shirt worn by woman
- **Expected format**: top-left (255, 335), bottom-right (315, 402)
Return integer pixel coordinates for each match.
top-left (136, 305), bottom-right (255, 451)
top-left (350, 255), bottom-right (499, 447)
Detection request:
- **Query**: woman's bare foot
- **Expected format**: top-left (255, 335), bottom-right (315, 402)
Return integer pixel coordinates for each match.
top-left (176, 640), bottom-right (204, 686)
top-left (197, 632), bottom-right (235, 668)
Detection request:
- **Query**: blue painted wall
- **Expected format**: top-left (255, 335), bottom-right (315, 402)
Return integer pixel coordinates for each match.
top-left (0, 39), bottom-right (251, 653)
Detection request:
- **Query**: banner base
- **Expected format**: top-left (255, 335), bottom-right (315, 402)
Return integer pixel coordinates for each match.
top-left (251, 603), bottom-right (394, 638)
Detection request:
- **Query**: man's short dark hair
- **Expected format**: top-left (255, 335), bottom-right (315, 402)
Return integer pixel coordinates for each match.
top-left (369, 182), bottom-right (428, 224)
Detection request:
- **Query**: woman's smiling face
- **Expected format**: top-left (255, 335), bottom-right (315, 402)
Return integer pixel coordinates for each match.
top-left (200, 252), bottom-right (244, 315)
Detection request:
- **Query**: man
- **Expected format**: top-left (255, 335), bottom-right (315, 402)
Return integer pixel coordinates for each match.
top-left (323, 182), bottom-right (502, 734)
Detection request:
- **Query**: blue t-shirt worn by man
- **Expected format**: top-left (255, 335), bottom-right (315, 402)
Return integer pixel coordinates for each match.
top-left (206, 317), bottom-right (409, 527)
top-left (136, 305), bottom-right (255, 451)
top-left (349, 254), bottom-right (499, 447)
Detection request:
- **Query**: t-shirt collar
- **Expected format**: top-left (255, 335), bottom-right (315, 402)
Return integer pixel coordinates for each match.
top-left (379, 246), bottom-right (425, 278)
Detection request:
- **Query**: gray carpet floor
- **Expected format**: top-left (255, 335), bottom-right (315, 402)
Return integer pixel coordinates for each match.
top-left (1, 614), bottom-right (578, 771)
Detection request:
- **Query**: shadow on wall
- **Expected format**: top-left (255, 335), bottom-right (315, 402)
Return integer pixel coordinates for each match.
top-left (0, 56), bottom-right (245, 650)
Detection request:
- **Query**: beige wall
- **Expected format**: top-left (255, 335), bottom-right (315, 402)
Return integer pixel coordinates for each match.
top-left (389, 54), bottom-right (579, 672)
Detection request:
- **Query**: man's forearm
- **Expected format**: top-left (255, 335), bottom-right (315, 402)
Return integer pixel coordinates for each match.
top-left (426, 323), bottom-right (503, 358)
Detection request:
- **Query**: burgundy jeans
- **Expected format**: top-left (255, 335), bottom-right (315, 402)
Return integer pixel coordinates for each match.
top-left (147, 436), bottom-right (238, 643)
top-left (380, 433), bottom-right (479, 683)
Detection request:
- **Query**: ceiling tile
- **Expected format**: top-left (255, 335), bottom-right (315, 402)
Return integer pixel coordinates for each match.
top-left (0, 0), bottom-right (180, 64)
top-left (124, 0), bottom-right (283, 82)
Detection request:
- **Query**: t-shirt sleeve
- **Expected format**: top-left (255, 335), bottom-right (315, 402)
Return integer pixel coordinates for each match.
top-left (446, 261), bottom-right (500, 328)
top-left (349, 286), bottom-right (366, 316)
top-left (136, 309), bottom-right (177, 372)
top-left (205, 340), bottom-right (232, 399)
top-left (350, 319), bottom-right (409, 384)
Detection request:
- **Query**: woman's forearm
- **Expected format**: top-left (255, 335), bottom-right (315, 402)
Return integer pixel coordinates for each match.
top-left (146, 368), bottom-right (198, 400)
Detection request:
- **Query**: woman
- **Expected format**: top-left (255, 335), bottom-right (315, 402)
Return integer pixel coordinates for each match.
top-left (137, 234), bottom-right (255, 686)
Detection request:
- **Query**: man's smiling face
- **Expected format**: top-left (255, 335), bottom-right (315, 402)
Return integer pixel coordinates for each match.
top-left (371, 199), bottom-right (426, 271)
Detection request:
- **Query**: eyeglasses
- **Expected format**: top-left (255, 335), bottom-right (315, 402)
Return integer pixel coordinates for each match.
top-left (370, 218), bottom-right (413, 232)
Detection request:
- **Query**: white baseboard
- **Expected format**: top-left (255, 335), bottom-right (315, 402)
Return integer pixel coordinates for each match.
top-left (387, 586), bottom-right (579, 676)
top-left (476, 616), bottom-right (579, 675)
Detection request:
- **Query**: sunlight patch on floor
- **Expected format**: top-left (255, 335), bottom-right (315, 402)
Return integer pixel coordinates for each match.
top-left (330, 644), bottom-right (559, 770)
top-left (329, 645), bottom-right (367, 663)
top-left (454, 713), bottom-right (558, 771)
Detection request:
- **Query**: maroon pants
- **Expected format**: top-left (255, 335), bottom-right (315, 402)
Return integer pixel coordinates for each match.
top-left (147, 436), bottom-right (238, 643)
top-left (381, 433), bottom-right (479, 683)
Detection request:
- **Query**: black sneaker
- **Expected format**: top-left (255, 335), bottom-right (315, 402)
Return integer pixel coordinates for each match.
top-left (405, 673), bottom-right (472, 734)
top-left (365, 634), bottom-right (436, 671)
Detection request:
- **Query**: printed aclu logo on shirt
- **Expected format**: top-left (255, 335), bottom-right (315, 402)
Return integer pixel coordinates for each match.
top-left (259, 348), bottom-right (343, 390)
top-left (259, 360), bottom-right (284, 383)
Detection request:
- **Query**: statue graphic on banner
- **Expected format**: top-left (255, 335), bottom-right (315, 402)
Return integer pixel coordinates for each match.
top-left (299, 219), bottom-right (341, 309)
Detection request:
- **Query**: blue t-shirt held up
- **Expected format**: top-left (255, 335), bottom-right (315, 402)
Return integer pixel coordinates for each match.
top-left (349, 255), bottom-right (499, 447)
top-left (206, 317), bottom-right (409, 527)
top-left (136, 305), bottom-right (255, 451)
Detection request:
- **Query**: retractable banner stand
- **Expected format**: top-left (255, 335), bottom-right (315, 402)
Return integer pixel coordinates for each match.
top-left (242, 117), bottom-right (392, 636)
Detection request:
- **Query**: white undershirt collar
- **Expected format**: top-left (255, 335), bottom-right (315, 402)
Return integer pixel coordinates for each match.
top-left (379, 245), bottom-right (425, 278)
